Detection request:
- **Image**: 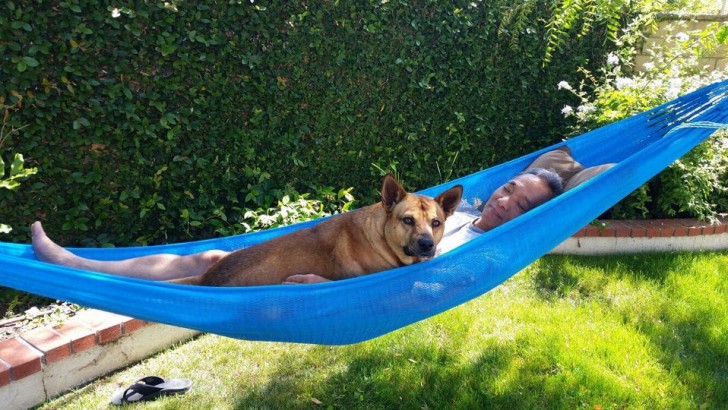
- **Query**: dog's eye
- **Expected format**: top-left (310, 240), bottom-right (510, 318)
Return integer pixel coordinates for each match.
top-left (432, 220), bottom-right (441, 228)
top-left (403, 217), bottom-right (414, 226)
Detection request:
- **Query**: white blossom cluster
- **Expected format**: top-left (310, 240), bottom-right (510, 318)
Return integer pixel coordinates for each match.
top-left (556, 24), bottom-right (728, 125)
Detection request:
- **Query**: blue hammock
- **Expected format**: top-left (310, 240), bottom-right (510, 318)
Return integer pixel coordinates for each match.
top-left (1, 80), bottom-right (727, 345)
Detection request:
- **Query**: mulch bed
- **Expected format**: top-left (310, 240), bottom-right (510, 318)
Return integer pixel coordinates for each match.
top-left (1, 289), bottom-right (82, 341)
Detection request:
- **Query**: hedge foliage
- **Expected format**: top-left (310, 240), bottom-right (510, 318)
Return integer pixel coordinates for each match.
top-left (0, 1), bottom-right (613, 245)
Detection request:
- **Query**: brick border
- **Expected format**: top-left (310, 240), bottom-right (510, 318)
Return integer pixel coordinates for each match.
top-left (0, 310), bottom-right (199, 410)
top-left (0, 310), bottom-right (147, 389)
top-left (1, 217), bottom-right (726, 408)
top-left (571, 217), bottom-right (727, 238)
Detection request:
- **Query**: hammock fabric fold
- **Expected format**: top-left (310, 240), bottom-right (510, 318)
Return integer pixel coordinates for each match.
top-left (2, 80), bottom-right (728, 345)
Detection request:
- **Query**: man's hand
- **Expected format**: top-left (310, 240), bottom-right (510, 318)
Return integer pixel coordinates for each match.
top-left (282, 274), bottom-right (332, 285)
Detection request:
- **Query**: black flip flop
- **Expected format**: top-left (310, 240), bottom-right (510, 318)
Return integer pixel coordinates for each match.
top-left (110, 376), bottom-right (192, 405)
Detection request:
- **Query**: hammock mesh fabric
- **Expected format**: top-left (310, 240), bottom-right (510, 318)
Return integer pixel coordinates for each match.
top-left (1, 80), bottom-right (728, 344)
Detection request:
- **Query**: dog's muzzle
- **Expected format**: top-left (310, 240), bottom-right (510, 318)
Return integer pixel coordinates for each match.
top-left (403, 237), bottom-right (436, 258)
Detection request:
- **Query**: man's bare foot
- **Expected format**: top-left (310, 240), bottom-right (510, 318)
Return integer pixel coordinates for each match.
top-left (30, 222), bottom-right (89, 269)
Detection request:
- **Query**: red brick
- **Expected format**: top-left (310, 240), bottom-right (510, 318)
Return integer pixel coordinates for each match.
top-left (644, 220), bottom-right (658, 236)
top-left (595, 221), bottom-right (617, 237)
top-left (123, 318), bottom-right (147, 335)
top-left (701, 225), bottom-right (716, 235)
top-left (73, 310), bottom-right (125, 344)
top-left (679, 219), bottom-right (701, 236)
top-left (0, 338), bottom-right (43, 381)
top-left (673, 224), bottom-right (688, 237)
top-left (642, 220), bottom-right (659, 238)
top-left (619, 221), bottom-right (641, 238)
top-left (612, 221), bottom-right (631, 238)
top-left (572, 228), bottom-right (586, 238)
top-left (584, 225), bottom-right (600, 237)
top-left (715, 223), bottom-right (726, 234)
top-left (656, 220), bottom-right (675, 237)
top-left (54, 321), bottom-right (97, 353)
top-left (599, 227), bottom-right (616, 237)
top-left (21, 327), bottom-right (72, 365)
top-left (632, 221), bottom-right (650, 238)
top-left (0, 360), bottom-right (10, 387)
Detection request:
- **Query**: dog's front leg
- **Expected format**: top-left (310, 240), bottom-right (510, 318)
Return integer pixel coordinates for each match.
top-left (281, 274), bottom-right (332, 285)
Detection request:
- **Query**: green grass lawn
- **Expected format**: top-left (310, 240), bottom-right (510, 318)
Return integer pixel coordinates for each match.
top-left (41, 251), bottom-right (727, 409)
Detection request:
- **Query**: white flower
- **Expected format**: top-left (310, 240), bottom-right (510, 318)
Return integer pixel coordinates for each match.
top-left (615, 77), bottom-right (635, 90)
top-left (112, 8), bottom-right (121, 18)
top-left (561, 105), bottom-right (574, 116)
top-left (665, 77), bottom-right (683, 99)
top-left (643, 62), bottom-right (655, 71)
top-left (665, 87), bottom-right (680, 100)
top-left (557, 81), bottom-right (572, 91)
top-left (577, 104), bottom-right (596, 114)
top-left (676, 32), bottom-right (689, 42)
top-left (607, 53), bottom-right (619, 66)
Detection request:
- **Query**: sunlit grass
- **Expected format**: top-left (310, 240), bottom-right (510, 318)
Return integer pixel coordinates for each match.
top-left (41, 251), bottom-right (727, 409)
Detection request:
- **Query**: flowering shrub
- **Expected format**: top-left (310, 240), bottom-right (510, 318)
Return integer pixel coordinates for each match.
top-left (558, 15), bottom-right (728, 222)
top-left (237, 187), bottom-right (355, 234)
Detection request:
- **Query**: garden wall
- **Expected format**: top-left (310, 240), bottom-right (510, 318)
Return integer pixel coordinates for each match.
top-left (635, 13), bottom-right (728, 71)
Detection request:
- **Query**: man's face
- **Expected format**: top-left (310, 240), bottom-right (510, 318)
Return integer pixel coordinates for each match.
top-left (477, 174), bottom-right (554, 231)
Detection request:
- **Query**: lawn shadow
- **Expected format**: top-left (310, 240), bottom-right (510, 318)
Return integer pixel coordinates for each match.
top-left (229, 253), bottom-right (726, 408)
top-left (651, 305), bottom-right (728, 406)
top-left (531, 253), bottom-right (684, 301)
top-left (232, 340), bottom-right (540, 408)
top-left (237, 339), bottom-right (657, 409)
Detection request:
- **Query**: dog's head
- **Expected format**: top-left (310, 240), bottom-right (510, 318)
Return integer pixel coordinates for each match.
top-left (380, 174), bottom-right (463, 265)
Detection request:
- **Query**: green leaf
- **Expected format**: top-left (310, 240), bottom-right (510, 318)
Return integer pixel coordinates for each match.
top-left (73, 117), bottom-right (91, 129)
top-left (9, 153), bottom-right (25, 177)
top-left (161, 44), bottom-right (177, 56)
top-left (716, 24), bottom-right (728, 44)
top-left (22, 56), bottom-right (39, 67)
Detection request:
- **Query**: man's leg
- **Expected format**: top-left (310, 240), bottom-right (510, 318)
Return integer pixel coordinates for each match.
top-left (31, 222), bottom-right (229, 281)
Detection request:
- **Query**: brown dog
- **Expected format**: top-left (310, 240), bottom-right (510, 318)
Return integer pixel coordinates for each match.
top-left (171, 174), bottom-right (462, 286)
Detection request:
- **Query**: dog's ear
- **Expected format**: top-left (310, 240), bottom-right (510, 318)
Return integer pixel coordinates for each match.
top-left (381, 173), bottom-right (407, 212)
top-left (434, 185), bottom-right (463, 218)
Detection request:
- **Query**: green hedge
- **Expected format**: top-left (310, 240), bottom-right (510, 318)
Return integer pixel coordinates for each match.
top-left (0, 1), bottom-right (609, 245)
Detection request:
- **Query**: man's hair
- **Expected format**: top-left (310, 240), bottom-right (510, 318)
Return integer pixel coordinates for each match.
top-left (516, 168), bottom-right (564, 196)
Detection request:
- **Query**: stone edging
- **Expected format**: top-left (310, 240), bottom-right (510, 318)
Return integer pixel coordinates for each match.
top-left (0, 310), bottom-right (199, 410)
top-left (1, 218), bottom-right (726, 409)
top-left (551, 217), bottom-right (727, 255)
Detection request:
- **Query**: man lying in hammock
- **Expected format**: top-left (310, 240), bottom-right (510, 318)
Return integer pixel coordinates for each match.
top-left (29, 167), bottom-right (563, 284)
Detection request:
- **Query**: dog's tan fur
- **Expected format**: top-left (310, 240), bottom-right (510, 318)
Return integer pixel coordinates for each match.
top-left (171, 174), bottom-right (462, 286)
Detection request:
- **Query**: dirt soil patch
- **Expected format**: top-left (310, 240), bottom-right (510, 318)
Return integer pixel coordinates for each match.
top-left (1, 289), bottom-right (82, 341)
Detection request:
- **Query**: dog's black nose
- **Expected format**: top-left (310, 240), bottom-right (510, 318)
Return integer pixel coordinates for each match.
top-left (418, 237), bottom-right (434, 252)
